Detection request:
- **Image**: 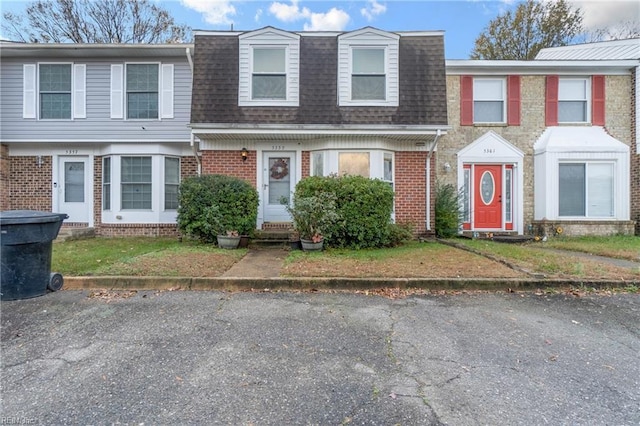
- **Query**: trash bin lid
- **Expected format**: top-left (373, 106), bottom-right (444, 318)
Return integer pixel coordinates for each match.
top-left (0, 210), bottom-right (69, 225)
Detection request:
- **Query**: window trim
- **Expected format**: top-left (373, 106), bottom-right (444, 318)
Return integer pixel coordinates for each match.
top-left (472, 77), bottom-right (507, 124)
top-left (163, 156), bottom-right (180, 211)
top-left (238, 27), bottom-right (300, 107)
top-left (102, 157), bottom-right (111, 211)
top-left (337, 28), bottom-right (399, 107)
top-left (350, 46), bottom-right (387, 102)
top-left (558, 77), bottom-right (591, 124)
top-left (558, 161), bottom-right (615, 218)
top-left (125, 62), bottom-right (160, 121)
top-left (250, 46), bottom-right (288, 101)
top-left (28, 62), bottom-right (86, 121)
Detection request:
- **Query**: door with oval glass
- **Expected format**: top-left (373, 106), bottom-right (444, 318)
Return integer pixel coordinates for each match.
top-left (474, 164), bottom-right (502, 229)
top-left (262, 152), bottom-right (296, 223)
top-left (56, 156), bottom-right (91, 223)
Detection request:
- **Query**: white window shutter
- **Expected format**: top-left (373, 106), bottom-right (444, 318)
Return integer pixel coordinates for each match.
top-left (110, 64), bottom-right (123, 119)
top-left (23, 64), bottom-right (36, 119)
top-left (73, 64), bottom-right (86, 119)
top-left (161, 64), bottom-right (174, 119)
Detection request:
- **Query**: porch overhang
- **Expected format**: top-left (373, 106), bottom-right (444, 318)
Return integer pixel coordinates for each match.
top-left (190, 123), bottom-right (450, 144)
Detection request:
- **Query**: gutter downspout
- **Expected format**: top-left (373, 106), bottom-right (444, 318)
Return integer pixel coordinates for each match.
top-left (186, 47), bottom-right (201, 175)
top-left (426, 129), bottom-right (442, 232)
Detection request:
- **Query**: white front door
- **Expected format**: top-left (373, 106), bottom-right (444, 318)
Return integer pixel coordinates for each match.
top-left (56, 156), bottom-right (91, 223)
top-left (262, 152), bottom-right (296, 223)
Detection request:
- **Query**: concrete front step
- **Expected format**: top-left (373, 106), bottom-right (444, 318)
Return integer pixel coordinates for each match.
top-left (56, 227), bottom-right (95, 242)
top-left (251, 229), bottom-right (296, 248)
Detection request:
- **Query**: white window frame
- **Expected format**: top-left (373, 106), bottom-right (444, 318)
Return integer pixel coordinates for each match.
top-left (164, 156), bottom-right (180, 211)
top-left (238, 28), bottom-right (300, 107)
top-left (350, 46), bottom-right (387, 102)
top-left (250, 46), bottom-right (288, 101)
top-left (110, 62), bottom-right (173, 120)
top-left (558, 161), bottom-right (615, 218)
top-left (338, 28), bottom-right (399, 107)
top-left (23, 62), bottom-right (86, 120)
top-left (473, 77), bottom-right (506, 124)
top-left (100, 153), bottom-right (180, 224)
top-left (558, 77), bottom-right (591, 124)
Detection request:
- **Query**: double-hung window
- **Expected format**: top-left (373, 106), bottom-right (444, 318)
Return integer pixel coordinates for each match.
top-left (164, 157), bottom-right (180, 210)
top-left (126, 64), bottom-right (159, 119)
top-left (559, 162), bottom-right (613, 217)
top-left (252, 47), bottom-right (286, 100)
top-left (351, 48), bottom-right (386, 101)
top-left (473, 78), bottom-right (505, 123)
top-left (121, 156), bottom-right (152, 210)
top-left (39, 64), bottom-right (72, 119)
top-left (558, 78), bottom-right (589, 123)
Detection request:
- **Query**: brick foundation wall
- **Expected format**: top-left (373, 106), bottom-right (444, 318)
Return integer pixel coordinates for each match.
top-left (0, 144), bottom-right (9, 210)
top-left (201, 150), bottom-right (257, 187)
top-left (9, 155), bottom-right (52, 211)
top-left (531, 220), bottom-right (635, 237)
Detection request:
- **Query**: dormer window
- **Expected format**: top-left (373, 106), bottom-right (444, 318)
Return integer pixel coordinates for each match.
top-left (338, 28), bottom-right (399, 107)
top-left (252, 47), bottom-right (286, 100)
top-left (351, 47), bottom-right (386, 101)
top-left (238, 27), bottom-right (300, 107)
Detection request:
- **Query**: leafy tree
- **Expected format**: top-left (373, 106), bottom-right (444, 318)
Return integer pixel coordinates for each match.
top-left (587, 20), bottom-right (640, 42)
top-left (470, 0), bottom-right (583, 60)
top-left (2, 0), bottom-right (190, 43)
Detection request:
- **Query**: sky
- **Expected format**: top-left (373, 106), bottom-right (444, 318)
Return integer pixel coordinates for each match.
top-left (1, 0), bottom-right (639, 58)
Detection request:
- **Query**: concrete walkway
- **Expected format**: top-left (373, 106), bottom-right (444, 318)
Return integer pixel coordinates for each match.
top-left (221, 247), bottom-right (287, 278)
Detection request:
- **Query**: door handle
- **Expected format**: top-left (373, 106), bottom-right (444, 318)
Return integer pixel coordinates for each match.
top-left (263, 184), bottom-right (268, 190)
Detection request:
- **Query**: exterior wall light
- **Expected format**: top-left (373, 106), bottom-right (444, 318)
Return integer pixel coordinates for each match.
top-left (241, 147), bottom-right (248, 162)
top-left (443, 162), bottom-right (451, 173)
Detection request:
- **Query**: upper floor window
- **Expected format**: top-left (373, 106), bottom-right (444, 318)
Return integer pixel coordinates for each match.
top-left (338, 28), bottom-right (399, 107)
top-left (110, 63), bottom-right (173, 120)
top-left (39, 64), bottom-right (72, 119)
top-left (252, 47), bottom-right (286, 100)
top-left (351, 48), bottom-right (386, 101)
top-left (473, 78), bottom-right (506, 123)
top-left (23, 63), bottom-right (85, 120)
top-left (558, 78), bottom-right (589, 123)
top-left (126, 64), bottom-right (159, 119)
top-left (238, 27), bottom-right (300, 107)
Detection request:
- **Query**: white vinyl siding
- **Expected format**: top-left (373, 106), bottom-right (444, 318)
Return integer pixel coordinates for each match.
top-left (238, 28), bottom-right (300, 107)
top-left (338, 28), bottom-right (399, 106)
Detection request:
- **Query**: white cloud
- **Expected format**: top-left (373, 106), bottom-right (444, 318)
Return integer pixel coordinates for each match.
top-left (361, 0), bottom-right (387, 22)
top-left (255, 8), bottom-right (263, 23)
top-left (568, 0), bottom-right (640, 31)
top-left (268, 1), bottom-right (350, 31)
top-left (303, 8), bottom-right (350, 31)
top-left (269, 0), bottom-right (311, 22)
top-left (180, 0), bottom-right (237, 26)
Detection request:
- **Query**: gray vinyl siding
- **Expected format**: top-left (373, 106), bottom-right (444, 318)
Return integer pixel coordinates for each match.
top-left (0, 57), bottom-right (192, 142)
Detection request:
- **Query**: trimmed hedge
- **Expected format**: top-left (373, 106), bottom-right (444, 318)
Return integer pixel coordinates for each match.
top-left (294, 175), bottom-right (406, 249)
top-left (177, 174), bottom-right (259, 243)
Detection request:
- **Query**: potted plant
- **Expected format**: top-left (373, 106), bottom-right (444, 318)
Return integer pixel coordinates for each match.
top-left (283, 192), bottom-right (339, 251)
top-left (217, 229), bottom-right (241, 249)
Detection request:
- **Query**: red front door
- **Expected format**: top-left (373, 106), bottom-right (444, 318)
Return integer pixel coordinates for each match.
top-left (474, 165), bottom-right (502, 229)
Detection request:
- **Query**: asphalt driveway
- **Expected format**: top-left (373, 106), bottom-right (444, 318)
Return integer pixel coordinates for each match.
top-left (2, 290), bottom-right (639, 425)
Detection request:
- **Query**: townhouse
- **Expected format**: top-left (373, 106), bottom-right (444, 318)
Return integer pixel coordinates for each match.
top-left (0, 42), bottom-right (196, 236)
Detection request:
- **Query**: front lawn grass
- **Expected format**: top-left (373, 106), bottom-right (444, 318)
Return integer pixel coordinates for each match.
top-left (52, 237), bottom-right (245, 276)
top-left (282, 241), bottom-right (524, 278)
top-left (543, 235), bottom-right (639, 261)
top-left (453, 238), bottom-right (639, 280)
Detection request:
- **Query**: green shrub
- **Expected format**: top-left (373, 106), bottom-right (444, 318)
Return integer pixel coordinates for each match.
top-left (177, 174), bottom-right (259, 243)
top-left (294, 175), bottom-right (396, 249)
top-left (284, 192), bottom-right (340, 242)
top-left (435, 181), bottom-right (463, 238)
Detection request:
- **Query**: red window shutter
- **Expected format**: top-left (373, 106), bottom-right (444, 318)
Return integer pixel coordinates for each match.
top-left (592, 75), bottom-right (605, 126)
top-left (460, 75), bottom-right (473, 126)
top-left (507, 75), bottom-right (521, 126)
top-left (545, 75), bottom-right (559, 126)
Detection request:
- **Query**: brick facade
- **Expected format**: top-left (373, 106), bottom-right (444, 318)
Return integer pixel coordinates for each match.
top-left (441, 73), bottom-right (634, 235)
top-left (0, 144), bottom-right (9, 210)
top-left (201, 150), bottom-right (257, 188)
top-left (394, 151), bottom-right (432, 235)
top-left (8, 155), bottom-right (53, 212)
top-left (631, 69), bottom-right (639, 234)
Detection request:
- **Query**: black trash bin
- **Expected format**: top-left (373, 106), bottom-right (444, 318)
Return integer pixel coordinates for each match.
top-left (1, 210), bottom-right (68, 301)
